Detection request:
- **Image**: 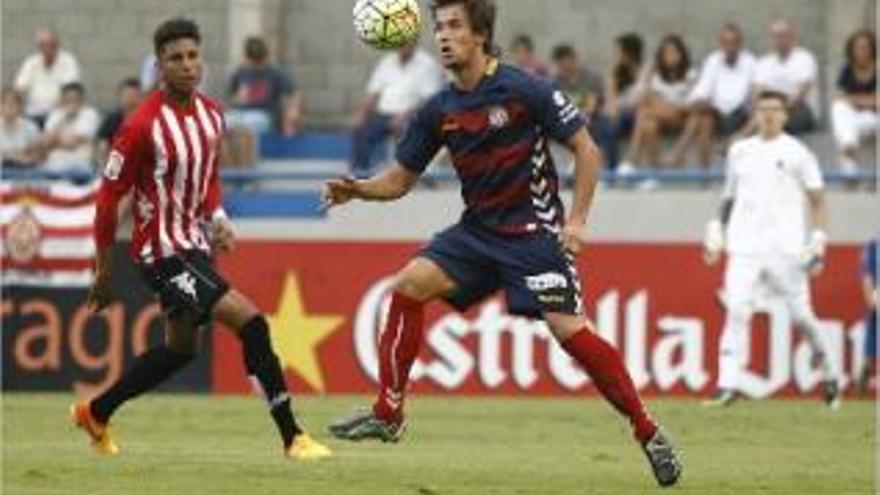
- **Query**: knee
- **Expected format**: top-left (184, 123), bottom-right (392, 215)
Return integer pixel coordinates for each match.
top-left (393, 259), bottom-right (454, 302)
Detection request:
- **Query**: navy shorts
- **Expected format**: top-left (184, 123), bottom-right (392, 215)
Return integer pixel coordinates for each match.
top-left (420, 222), bottom-right (583, 318)
top-left (140, 250), bottom-right (230, 324)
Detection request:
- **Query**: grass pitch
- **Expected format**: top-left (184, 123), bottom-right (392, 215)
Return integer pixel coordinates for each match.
top-left (2, 393), bottom-right (875, 494)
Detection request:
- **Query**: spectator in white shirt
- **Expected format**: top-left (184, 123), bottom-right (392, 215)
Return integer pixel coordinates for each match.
top-left (40, 82), bottom-right (100, 174)
top-left (351, 43), bottom-right (443, 177)
top-left (752, 20), bottom-right (818, 134)
top-left (13, 28), bottom-right (81, 127)
top-left (1, 89), bottom-right (42, 168)
top-left (670, 23), bottom-right (756, 169)
top-left (831, 29), bottom-right (877, 176)
top-left (620, 34), bottom-right (696, 183)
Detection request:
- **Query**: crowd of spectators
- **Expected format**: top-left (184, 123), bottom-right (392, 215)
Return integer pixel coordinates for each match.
top-left (1, 20), bottom-right (875, 185)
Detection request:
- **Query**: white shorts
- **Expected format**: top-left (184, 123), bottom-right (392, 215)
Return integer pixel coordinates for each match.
top-left (723, 254), bottom-right (810, 309)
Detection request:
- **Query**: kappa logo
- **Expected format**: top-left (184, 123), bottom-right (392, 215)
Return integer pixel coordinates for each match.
top-left (170, 271), bottom-right (198, 301)
top-left (525, 272), bottom-right (568, 292)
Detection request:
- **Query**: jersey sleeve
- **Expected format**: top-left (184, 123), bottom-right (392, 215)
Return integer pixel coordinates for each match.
top-left (394, 99), bottom-right (442, 174)
top-left (527, 77), bottom-right (586, 143)
top-left (799, 146), bottom-right (824, 190)
top-left (94, 120), bottom-right (146, 249)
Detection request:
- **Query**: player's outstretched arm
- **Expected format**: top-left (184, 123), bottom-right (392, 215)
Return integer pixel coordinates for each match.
top-left (560, 128), bottom-right (601, 254)
top-left (322, 162), bottom-right (420, 209)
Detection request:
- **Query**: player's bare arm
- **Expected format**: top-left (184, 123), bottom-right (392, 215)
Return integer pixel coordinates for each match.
top-left (561, 127), bottom-right (601, 254)
top-left (322, 162), bottom-right (420, 208)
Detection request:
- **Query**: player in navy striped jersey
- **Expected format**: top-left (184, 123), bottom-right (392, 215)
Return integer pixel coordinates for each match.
top-left (323, 0), bottom-right (681, 487)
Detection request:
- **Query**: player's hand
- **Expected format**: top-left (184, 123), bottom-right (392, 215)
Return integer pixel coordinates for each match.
top-left (211, 217), bottom-right (236, 254)
top-left (702, 219), bottom-right (724, 265)
top-left (703, 249), bottom-right (723, 266)
top-left (321, 176), bottom-right (360, 210)
top-left (86, 270), bottom-right (115, 313)
top-left (560, 220), bottom-right (587, 255)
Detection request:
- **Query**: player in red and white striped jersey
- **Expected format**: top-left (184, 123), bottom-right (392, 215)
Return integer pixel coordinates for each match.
top-left (71, 18), bottom-right (331, 460)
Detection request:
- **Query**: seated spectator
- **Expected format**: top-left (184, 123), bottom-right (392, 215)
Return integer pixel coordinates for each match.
top-left (605, 32), bottom-right (646, 174)
top-left (226, 36), bottom-right (301, 168)
top-left (831, 29), bottom-right (877, 176)
top-left (95, 77), bottom-right (142, 166)
top-left (1, 89), bottom-right (42, 168)
top-left (752, 20), bottom-right (818, 134)
top-left (40, 82), bottom-right (100, 174)
top-left (509, 34), bottom-right (550, 79)
top-left (351, 42), bottom-right (442, 177)
top-left (620, 34), bottom-right (696, 184)
top-left (13, 28), bottom-right (81, 128)
top-left (550, 44), bottom-right (615, 171)
top-left (671, 23), bottom-right (756, 169)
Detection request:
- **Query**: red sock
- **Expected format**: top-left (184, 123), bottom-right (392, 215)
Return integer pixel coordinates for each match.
top-left (372, 291), bottom-right (425, 424)
top-left (561, 328), bottom-right (657, 443)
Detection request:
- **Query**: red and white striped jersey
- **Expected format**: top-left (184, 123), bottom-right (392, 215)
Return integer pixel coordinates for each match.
top-left (94, 90), bottom-right (225, 265)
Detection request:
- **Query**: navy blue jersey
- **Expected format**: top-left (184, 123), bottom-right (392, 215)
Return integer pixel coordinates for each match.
top-left (395, 61), bottom-right (586, 235)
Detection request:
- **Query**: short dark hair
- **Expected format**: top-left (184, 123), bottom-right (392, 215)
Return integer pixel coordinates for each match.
top-left (616, 32), bottom-right (644, 65)
top-left (551, 44), bottom-right (576, 62)
top-left (430, 0), bottom-right (496, 55)
top-left (756, 90), bottom-right (788, 106)
top-left (244, 36), bottom-right (269, 62)
top-left (511, 34), bottom-right (533, 51)
top-left (845, 29), bottom-right (876, 64)
top-left (118, 77), bottom-right (141, 91)
top-left (153, 18), bottom-right (201, 55)
top-left (61, 81), bottom-right (85, 97)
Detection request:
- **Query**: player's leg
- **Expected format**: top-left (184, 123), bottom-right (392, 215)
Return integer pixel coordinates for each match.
top-left (71, 314), bottom-right (199, 455)
top-left (211, 287), bottom-right (331, 458)
top-left (859, 310), bottom-right (878, 393)
top-left (499, 232), bottom-right (680, 486)
top-left (770, 258), bottom-right (840, 407)
top-left (709, 255), bottom-right (761, 404)
top-left (329, 223), bottom-right (498, 442)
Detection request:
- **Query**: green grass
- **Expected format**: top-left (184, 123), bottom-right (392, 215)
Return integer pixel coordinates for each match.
top-left (1, 393), bottom-right (875, 495)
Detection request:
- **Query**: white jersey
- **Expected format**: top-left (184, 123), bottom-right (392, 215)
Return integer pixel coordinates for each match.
top-left (723, 133), bottom-right (823, 257)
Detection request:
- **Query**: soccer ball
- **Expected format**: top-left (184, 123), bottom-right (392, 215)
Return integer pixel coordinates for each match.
top-left (353, 0), bottom-right (421, 50)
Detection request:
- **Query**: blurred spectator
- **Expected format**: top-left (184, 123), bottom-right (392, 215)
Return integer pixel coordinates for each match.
top-left (831, 29), bottom-right (877, 176)
top-left (752, 20), bottom-right (818, 134)
top-left (40, 82), bottom-right (100, 173)
top-left (13, 28), bottom-right (81, 127)
top-left (605, 32), bottom-right (646, 174)
top-left (1, 89), bottom-right (42, 168)
top-left (351, 42), bottom-right (442, 177)
top-left (620, 34), bottom-right (696, 184)
top-left (550, 44), bottom-right (615, 171)
top-left (225, 36), bottom-right (302, 168)
top-left (672, 23), bottom-right (756, 169)
top-left (509, 34), bottom-right (550, 79)
top-left (95, 77), bottom-right (142, 166)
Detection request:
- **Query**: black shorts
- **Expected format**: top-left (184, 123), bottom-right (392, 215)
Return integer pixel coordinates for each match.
top-left (140, 250), bottom-right (230, 324)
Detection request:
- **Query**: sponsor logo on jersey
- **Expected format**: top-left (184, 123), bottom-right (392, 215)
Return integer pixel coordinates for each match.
top-left (487, 105), bottom-right (510, 129)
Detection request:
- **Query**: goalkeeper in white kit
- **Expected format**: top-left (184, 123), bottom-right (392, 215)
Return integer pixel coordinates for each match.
top-left (702, 90), bottom-right (841, 408)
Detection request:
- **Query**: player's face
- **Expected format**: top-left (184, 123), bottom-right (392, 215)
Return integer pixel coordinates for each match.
top-left (755, 98), bottom-right (788, 135)
top-left (719, 29), bottom-right (741, 57)
top-left (158, 38), bottom-right (203, 96)
top-left (433, 5), bottom-right (485, 70)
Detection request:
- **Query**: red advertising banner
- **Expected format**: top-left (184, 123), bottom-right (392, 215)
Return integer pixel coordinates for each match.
top-left (214, 242), bottom-right (868, 398)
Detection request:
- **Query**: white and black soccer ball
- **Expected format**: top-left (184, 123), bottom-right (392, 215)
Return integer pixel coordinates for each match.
top-left (353, 0), bottom-right (421, 50)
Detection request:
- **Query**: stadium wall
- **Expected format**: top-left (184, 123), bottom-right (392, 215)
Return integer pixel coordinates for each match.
top-left (2, 0), bottom-right (875, 124)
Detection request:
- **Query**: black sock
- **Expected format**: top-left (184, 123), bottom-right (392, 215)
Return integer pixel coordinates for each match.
top-left (240, 315), bottom-right (303, 447)
top-left (91, 347), bottom-right (194, 423)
